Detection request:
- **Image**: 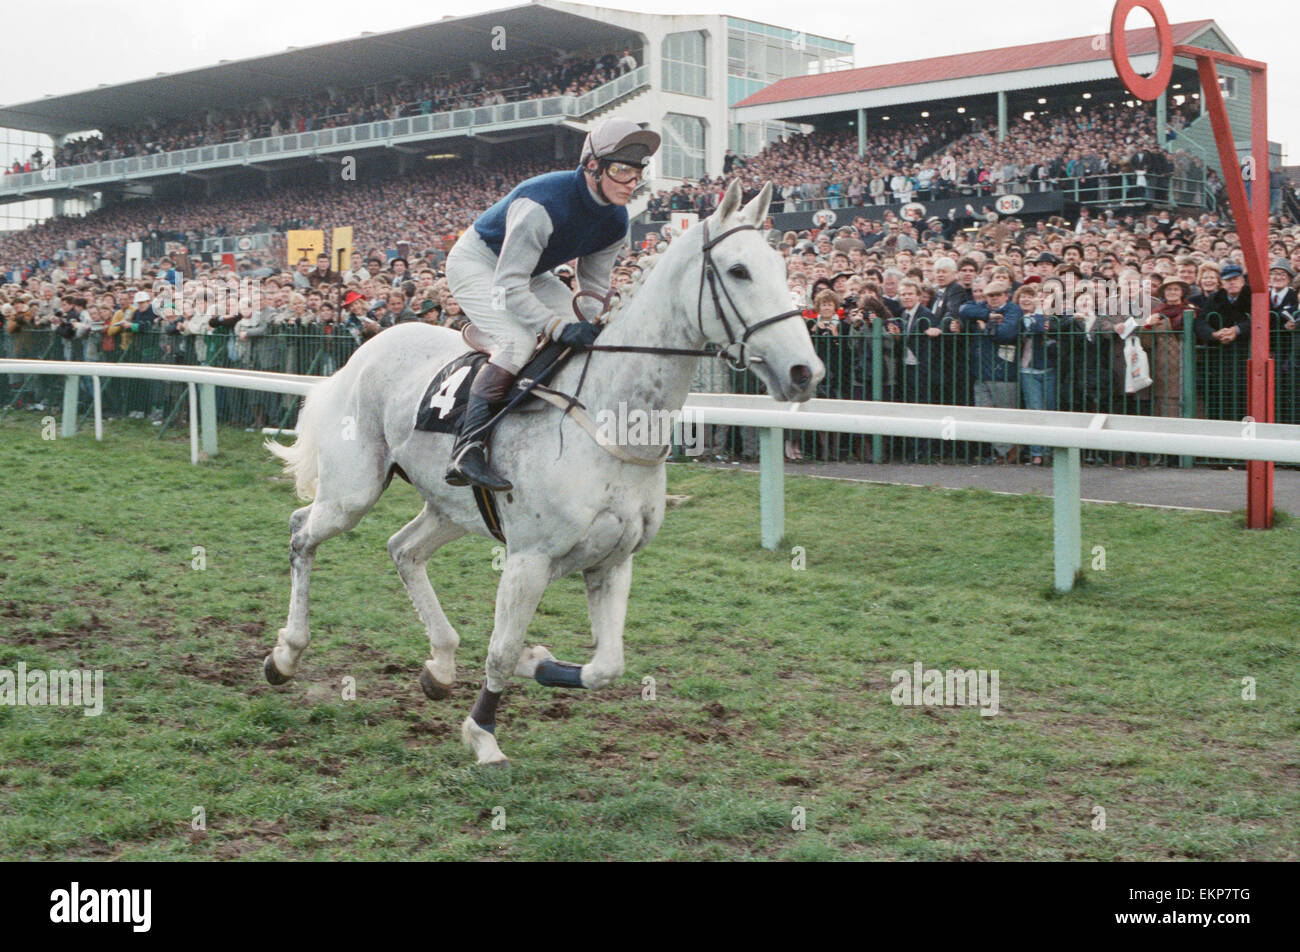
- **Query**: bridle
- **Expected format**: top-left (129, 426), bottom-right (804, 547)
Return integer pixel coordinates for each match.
top-left (585, 218), bottom-right (805, 371)
top-left (473, 217), bottom-right (808, 460)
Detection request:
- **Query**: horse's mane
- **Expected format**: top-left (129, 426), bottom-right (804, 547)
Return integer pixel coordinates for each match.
top-left (603, 221), bottom-right (699, 325)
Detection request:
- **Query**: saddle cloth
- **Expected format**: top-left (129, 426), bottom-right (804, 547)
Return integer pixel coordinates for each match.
top-left (413, 336), bottom-right (571, 435)
top-left (413, 351), bottom-right (490, 435)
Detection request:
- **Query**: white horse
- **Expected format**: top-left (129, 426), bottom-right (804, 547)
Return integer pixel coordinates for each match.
top-left (264, 179), bottom-right (824, 765)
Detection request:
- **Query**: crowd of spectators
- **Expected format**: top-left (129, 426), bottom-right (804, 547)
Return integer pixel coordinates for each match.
top-left (678, 201), bottom-right (1300, 463)
top-left (647, 103), bottom-right (1210, 220)
top-left (7, 47), bottom-right (639, 173)
top-left (647, 119), bottom-right (963, 219)
top-left (0, 248), bottom-right (487, 428)
top-left (0, 155), bottom-right (551, 278)
top-left (5, 115), bottom-right (1300, 465)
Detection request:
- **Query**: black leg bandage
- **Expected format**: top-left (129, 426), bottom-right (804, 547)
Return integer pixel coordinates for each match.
top-left (535, 659), bottom-right (585, 689)
top-left (469, 685), bottom-right (502, 733)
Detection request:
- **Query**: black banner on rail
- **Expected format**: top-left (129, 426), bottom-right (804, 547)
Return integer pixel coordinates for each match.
top-left (632, 191), bottom-right (1065, 245)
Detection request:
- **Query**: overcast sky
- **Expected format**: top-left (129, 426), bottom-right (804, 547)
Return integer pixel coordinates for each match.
top-left (2, 0), bottom-right (1297, 155)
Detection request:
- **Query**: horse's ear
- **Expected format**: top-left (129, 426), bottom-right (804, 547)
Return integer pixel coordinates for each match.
top-left (742, 182), bottom-right (773, 226)
top-left (711, 178), bottom-right (743, 225)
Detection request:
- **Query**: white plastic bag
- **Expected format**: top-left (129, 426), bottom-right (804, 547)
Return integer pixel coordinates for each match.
top-left (1124, 335), bottom-right (1153, 394)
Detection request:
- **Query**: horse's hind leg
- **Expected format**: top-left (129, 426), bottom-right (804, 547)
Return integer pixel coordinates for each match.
top-left (462, 551), bottom-right (553, 766)
top-left (265, 477), bottom-right (386, 683)
top-left (386, 503), bottom-right (466, 700)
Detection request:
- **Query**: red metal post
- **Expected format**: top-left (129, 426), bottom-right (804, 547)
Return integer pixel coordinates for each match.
top-left (1113, 1), bottom-right (1273, 527)
top-left (1247, 67), bottom-right (1273, 528)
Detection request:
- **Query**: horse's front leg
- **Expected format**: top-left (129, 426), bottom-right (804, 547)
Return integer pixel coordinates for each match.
top-left (516, 556), bottom-right (633, 692)
top-left (461, 551), bottom-right (553, 766)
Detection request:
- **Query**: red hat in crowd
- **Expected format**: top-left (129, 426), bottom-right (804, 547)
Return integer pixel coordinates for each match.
top-left (342, 290), bottom-right (367, 308)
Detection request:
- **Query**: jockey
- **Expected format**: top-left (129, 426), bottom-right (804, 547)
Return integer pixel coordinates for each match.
top-left (443, 116), bottom-right (661, 491)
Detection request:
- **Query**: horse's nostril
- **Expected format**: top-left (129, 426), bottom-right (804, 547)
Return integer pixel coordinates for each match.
top-left (790, 364), bottom-right (812, 388)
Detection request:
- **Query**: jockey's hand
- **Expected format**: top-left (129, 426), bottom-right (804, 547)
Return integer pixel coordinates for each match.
top-left (558, 320), bottom-right (603, 350)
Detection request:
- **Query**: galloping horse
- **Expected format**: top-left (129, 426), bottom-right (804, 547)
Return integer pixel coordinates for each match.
top-left (264, 179), bottom-right (825, 765)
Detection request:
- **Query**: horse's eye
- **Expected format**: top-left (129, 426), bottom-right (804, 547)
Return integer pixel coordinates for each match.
top-left (728, 264), bottom-right (750, 280)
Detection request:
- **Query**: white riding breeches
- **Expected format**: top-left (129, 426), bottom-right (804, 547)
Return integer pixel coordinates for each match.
top-left (445, 227), bottom-right (574, 374)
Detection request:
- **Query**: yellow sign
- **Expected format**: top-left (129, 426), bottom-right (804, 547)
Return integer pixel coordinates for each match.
top-left (331, 227), bottom-right (353, 275)
top-left (286, 229), bottom-right (324, 269)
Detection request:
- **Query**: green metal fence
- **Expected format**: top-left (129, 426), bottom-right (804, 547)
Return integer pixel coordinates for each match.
top-left (693, 311), bottom-right (1297, 466)
top-left (3, 317), bottom-right (1295, 467)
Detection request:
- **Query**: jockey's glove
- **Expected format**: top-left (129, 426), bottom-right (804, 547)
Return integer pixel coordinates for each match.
top-left (557, 320), bottom-right (603, 350)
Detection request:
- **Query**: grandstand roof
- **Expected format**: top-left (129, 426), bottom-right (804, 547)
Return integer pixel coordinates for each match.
top-left (0, 2), bottom-right (636, 136)
top-left (734, 20), bottom-right (1218, 109)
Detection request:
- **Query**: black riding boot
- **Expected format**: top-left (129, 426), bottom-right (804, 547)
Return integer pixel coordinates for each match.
top-left (445, 362), bottom-right (515, 491)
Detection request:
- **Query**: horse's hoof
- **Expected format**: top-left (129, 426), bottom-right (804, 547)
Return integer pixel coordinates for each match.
top-left (263, 654), bottom-right (291, 685)
top-left (419, 664), bottom-right (453, 701)
top-left (462, 716), bottom-right (509, 766)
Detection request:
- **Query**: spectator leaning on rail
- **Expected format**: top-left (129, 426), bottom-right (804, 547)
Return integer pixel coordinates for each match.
top-left (1196, 263), bottom-right (1251, 347)
top-left (442, 115), bottom-right (660, 492)
top-left (1015, 283), bottom-right (1060, 466)
top-left (960, 280), bottom-right (1022, 463)
top-left (930, 256), bottom-right (974, 409)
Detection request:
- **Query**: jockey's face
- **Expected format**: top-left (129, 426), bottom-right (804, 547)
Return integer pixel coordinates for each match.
top-left (585, 159), bottom-right (638, 206)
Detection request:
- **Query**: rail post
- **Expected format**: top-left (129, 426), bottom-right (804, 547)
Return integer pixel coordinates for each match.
top-left (1053, 446), bottom-right (1082, 592)
top-left (758, 426), bottom-right (785, 551)
top-left (61, 374), bottom-right (78, 437)
top-left (199, 383), bottom-right (218, 456)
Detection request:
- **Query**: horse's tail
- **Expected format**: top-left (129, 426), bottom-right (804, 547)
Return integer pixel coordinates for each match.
top-left (264, 378), bottom-right (328, 501)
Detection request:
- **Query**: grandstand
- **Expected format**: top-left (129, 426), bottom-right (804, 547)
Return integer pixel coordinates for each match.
top-left (2, 6), bottom-right (1278, 268)
top-left (685, 18), bottom-right (1285, 234)
top-left (0, 1), bottom-right (850, 236)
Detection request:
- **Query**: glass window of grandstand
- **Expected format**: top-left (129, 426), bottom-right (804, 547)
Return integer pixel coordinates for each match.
top-left (732, 120), bottom-right (802, 157)
top-left (661, 115), bottom-right (706, 180)
top-left (724, 21), bottom-right (851, 105)
top-left (0, 127), bottom-right (66, 233)
top-left (662, 31), bottom-right (708, 97)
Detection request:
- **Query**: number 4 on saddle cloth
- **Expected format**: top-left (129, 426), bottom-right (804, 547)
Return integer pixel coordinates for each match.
top-left (411, 325), bottom-right (576, 542)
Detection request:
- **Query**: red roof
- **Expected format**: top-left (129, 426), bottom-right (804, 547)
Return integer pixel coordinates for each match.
top-left (734, 20), bottom-right (1215, 108)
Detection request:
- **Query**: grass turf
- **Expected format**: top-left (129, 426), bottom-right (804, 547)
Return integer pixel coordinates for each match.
top-left (0, 412), bottom-right (1296, 860)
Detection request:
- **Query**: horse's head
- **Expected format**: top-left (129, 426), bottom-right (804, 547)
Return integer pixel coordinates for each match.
top-left (690, 179), bottom-right (825, 402)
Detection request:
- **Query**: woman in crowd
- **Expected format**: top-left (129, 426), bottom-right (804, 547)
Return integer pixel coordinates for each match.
top-left (439, 294), bottom-right (468, 331)
top-left (1140, 276), bottom-right (1196, 420)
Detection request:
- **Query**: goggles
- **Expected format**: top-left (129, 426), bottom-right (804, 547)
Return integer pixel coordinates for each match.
top-left (602, 160), bottom-right (643, 184)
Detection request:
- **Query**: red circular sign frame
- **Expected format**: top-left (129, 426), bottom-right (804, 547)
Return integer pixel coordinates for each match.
top-left (1110, 0), bottom-right (1174, 102)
